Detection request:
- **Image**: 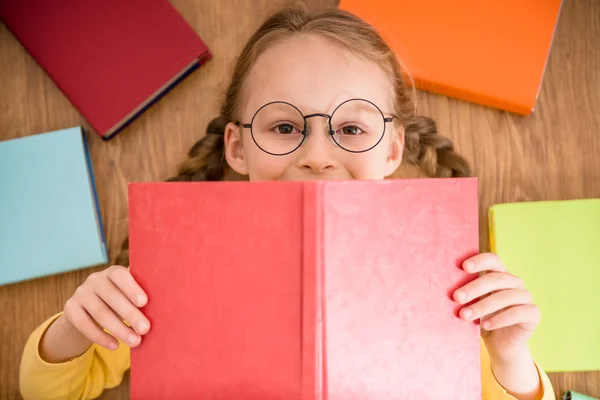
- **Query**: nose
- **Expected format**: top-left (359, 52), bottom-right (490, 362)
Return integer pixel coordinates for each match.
top-left (297, 119), bottom-right (337, 174)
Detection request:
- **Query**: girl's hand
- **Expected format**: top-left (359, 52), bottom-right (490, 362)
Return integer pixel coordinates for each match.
top-left (453, 253), bottom-right (541, 363)
top-left (63, 265), bottom-right (150, 350)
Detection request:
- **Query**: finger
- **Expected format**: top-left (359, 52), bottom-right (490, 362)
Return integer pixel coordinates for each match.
top-left (79, 289), bottom-right (142, 347)
top-left (64, 299), bottom-right (119, 350)
top-left (462, 253), bottom-right (506, 274)
top-left (95, 277), bottom-right (150, 336)
top-left (454, 272), bottom-right (525, 304)
top-left (107, 265), bottom-right (148, 307)
top-left (459, 289), bottom-right (533, 321)
top-left (481, 304), bottom-right (541, 331)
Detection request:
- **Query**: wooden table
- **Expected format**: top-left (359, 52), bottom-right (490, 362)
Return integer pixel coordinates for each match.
top-left (1, 0), bottom-right (598, 398)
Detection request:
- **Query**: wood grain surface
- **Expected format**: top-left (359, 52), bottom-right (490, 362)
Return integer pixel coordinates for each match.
top-left (1, 0), bottom-right (598, 399)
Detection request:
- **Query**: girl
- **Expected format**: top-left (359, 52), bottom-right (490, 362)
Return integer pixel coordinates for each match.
top-left (20, 8), bottom-right (554, 400)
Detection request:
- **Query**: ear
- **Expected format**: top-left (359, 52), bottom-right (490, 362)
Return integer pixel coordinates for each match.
top-left (224, 122), bottom-right (249, 176)
top-left (384, 124), bottom-right (404, 177)
top-left (385, 124), bottom-right (404, 177)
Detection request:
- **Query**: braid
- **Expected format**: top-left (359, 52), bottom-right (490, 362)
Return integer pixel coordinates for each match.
top-left (113, 116), bottom-right (246, 266)
top-left (167, 117), bottom-right (229, 182)
top-left (402, 115), bottom-right (471, 178)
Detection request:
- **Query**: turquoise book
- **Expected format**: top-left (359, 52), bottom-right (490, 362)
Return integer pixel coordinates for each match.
top-left (0, 127), bottom-right (108, 285)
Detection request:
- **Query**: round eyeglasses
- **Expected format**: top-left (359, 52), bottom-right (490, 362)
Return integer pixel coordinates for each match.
top-left (236, 98), bottom-right (395, 156)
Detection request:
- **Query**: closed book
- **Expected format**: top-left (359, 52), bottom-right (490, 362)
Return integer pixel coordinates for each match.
top-left (0, 0), bottom-right (211, 139)
top-left (0, 127), bottom-right (108, 285)
top-left (490, 199), bottom-right (600, 372)
top-left (339, 0), bottom-right (563, 115)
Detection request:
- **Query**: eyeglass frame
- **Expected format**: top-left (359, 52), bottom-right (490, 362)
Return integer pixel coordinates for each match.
top-left (235, 98), bottom-right (396, 156)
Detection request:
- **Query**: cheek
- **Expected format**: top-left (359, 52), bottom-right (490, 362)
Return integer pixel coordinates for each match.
top-left (244, 144), bottom-right (293, 181)
top-left (342, 150), bottom-right (389, 180)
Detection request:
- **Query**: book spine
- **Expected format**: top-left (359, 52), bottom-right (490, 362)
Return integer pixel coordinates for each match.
top-left (102, 59), bottom-right (204, 140)
top-left (412, 78), bottom-right (534, 116)
top-left (488, 207), bottom-right (498, 253)
top-left (80, 127), bottom-right (108, 263)
top-left (301, 181), bottom-right (325, 400)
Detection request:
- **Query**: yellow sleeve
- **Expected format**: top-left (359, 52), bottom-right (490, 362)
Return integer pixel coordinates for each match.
top-left (20, 312), bottom-right (130, 400)
top-left (481, 339), bottom-right (555, 400)
top-left (20, 314), bottom-right (554, 399)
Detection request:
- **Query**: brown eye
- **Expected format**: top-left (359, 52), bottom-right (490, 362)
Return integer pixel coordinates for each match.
top-left (276, 124), bottom-right (295, 134)
top-left (341, 125), bottom-right (363, 135)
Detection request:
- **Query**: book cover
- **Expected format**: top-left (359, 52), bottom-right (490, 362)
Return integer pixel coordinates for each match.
top-left (129, 179), bottom-right (481, 399)
top-left (0, 127), bottom-right (108, 286)
top-left (0, 0), bottom-right (211, 139)
top-left (489, 199), bottom-right (600, 372)
top-left (339, 0), bottom-right (563, 115)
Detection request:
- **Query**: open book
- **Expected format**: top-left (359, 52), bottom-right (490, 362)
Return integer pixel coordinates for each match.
top-left (129, 179), bottom-right (481, 399)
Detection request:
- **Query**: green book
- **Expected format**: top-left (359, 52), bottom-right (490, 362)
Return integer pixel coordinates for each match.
top-left (489, 199), bottom-right (600, 372)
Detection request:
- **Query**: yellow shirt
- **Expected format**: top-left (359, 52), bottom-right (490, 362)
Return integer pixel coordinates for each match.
top-left (20, 313), bottom-right (555, 400)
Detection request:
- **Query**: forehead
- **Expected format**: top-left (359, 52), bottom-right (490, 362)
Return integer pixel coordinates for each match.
top-left (242, 34), bottom-right (394, 117)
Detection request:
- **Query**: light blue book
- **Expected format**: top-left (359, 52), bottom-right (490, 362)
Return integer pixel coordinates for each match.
top-left (0, 127), bottom-right (108, 285)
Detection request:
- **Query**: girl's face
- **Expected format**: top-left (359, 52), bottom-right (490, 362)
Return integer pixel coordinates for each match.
top-left (224, 34), bottom-right (404, 181)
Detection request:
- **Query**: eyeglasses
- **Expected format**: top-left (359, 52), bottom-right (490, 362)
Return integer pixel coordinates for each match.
top-left (236, 98), bottom-right (395, 156)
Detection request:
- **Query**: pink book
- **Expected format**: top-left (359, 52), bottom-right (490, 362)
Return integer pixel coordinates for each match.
top-left (128, 179), bottom-right (481, 399)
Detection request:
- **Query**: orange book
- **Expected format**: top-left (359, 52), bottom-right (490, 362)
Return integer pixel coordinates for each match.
top-left (339, 0), bottom-right (563, 115)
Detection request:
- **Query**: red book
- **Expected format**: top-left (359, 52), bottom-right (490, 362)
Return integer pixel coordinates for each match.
top-left (128, 179), bottom-right (481, 399)
top-left (0, 0), bottom-right (210, 139)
